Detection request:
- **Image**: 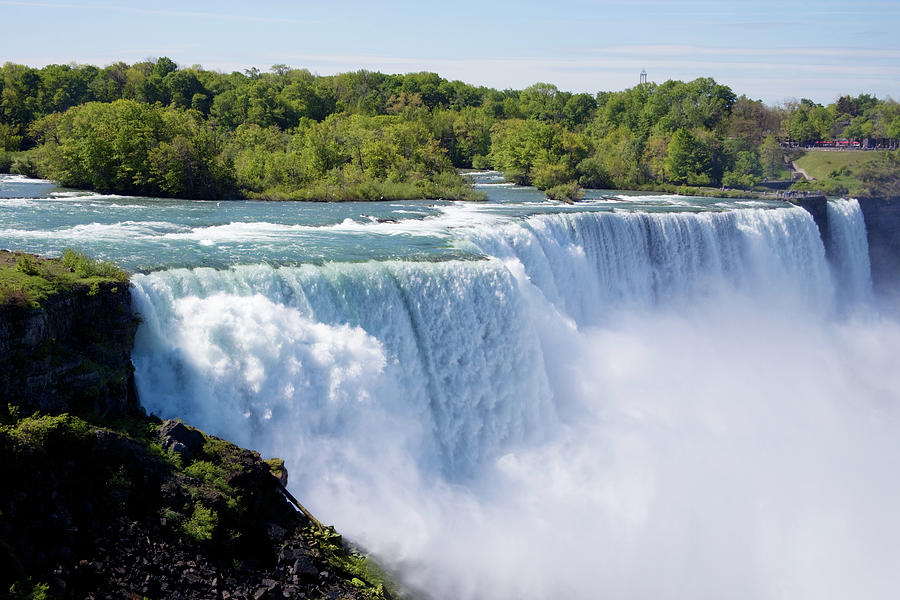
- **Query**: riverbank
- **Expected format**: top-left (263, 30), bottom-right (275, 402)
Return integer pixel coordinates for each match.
top-left (790, 149), bottom-right (898, 197)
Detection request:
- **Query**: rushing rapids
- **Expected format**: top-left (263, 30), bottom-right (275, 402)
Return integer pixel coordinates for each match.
top-left (1, 174), bottom-right (896, 600)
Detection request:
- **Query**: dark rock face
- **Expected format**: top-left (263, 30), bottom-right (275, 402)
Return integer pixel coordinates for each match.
top-left (0, 421), bottom-right (380, 600)
top-left (793, 196), bottom-right (829, 250)
top-left (795, 196), bottom-right (900, 301)
top-left (160, 420), bottom-right (206, 460)
top-left (0, 281), bottom-right (139, 416)
top-left (858, 197), bottom-right (900, 300)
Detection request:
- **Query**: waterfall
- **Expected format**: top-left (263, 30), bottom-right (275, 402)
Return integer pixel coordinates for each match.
top-left (131, 204), bottom-right (899, 600)
top-left (132, 206), bottom-right (844, 472)
top-left (827, 198), bottom-right (874, 307)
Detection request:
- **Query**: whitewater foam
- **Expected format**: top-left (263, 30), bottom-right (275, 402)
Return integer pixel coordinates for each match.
top-left (1, 221), bottom-right (190, 242)
top-left (0, 174), bottom-right (53, 184)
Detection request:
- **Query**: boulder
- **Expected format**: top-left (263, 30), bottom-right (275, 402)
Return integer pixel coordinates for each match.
top-left (158, 420), bottom-right (205, 460)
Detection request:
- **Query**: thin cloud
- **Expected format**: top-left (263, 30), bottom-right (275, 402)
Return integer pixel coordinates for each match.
top-left (585, 45), bottom-right (900, 60)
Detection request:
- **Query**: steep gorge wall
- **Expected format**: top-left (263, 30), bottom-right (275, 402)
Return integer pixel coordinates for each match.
top-left (795, 196), bottom-right (898, 300)
top-left (0, 281), bottom-right (140, 416)
top-left (857, 197), bottom-right (900, 299)
top-left (794, 196), bottom-right (829, 248)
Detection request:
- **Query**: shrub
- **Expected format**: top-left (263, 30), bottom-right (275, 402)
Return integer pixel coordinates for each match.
top-left (532, 163), bottom-right (572, 190)
top-left (184, 460), bottom-right (232, 496)
top-left (308, 524), bottom-right (394, 600)
top-left (722, 170), bottom-right (760, 190)
top-left (2, 414), bottom-right (92, 453)
top-left (60, 249), bottom-right (128, 281)
top-left (264, 458), bottom-right (286, 480)
top-left (183, 503), bottom-right (219, 543)
top-left (15, 254), bottom-right (41, 276)
top-left (822, 180), bottom-right (849, 196)
top-left (576, 156), bottom-right (613, 189)
top-left (10, 156), bottom-right (39, 178)
top-left (7, 579), bottom-right (50, 600)
top-left (502, 168), bottom-right (529, 186)
top-left (471, 154), bottom-right (490, 169)
top-left (545, 182), bottom-right (584, 201)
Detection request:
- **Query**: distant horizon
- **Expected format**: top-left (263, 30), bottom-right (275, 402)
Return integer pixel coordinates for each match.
top-left (6, 55), bottom-right (898, 109)
top-left (2, 0), bottom-right (898, 105)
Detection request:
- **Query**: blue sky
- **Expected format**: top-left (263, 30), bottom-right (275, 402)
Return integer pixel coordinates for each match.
top-left (2, 0), bottom-right (898, 104)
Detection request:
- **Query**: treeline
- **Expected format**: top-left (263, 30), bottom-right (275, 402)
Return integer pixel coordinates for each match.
top-left (1, 58), bottom-right (898, 200)
top-left (788, 95), bottom-right (900, 146)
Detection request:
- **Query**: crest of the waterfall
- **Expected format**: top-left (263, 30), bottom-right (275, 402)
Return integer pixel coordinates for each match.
top-left (457, 205), bottom-right (836, 325)
top-left (826, 199), bottom-right (874, 308)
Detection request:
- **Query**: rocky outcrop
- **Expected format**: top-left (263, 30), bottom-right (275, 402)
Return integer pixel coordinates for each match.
top-left (794, 195), bottom-right (900, 300)
top-left (1, 416), bottom-right (390, 599)
top-left (160, 420), bottom-right (206, 461)
top-left (0, 280), bottom-right (140, 417)
top-left (858, 197), bottom-right (900, 299)
top-left (793, 196), bottom-right (829, 248)
top-left (72, 516), bottom-right (367, 600)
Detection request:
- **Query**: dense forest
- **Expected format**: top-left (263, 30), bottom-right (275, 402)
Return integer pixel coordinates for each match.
top-left (1, 58), bottom-right (898, 200)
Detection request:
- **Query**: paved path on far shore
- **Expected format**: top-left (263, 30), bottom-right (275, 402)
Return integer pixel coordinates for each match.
top-left (792, 161), bottom-right (814, 181)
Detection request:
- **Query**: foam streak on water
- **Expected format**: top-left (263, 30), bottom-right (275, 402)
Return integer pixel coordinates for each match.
top-left (128, 204), bottom-right (900, 600)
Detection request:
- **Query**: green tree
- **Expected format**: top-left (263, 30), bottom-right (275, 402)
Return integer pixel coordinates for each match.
top-left (722, 149), bottom-right (761, 189)
top-left (37, 63), bottom-right (96, 115)
top-left (164, 70), bottom-right (206, 110)
top-left (33, 99), bottom-right (234, 198)
top-left (153, 56), bottom-right (178, 78)
top-left (562, 93), bottom-right (597, 128)
top-left (89, 61), bottom-right (129, 102)
top-left (790, 103), bottom-right (834, 144)
top-left (519, 83), bottom-right (566, 122)
top-left (641, 134), bottom-right (670, 182)
top-left (888, 116), bottom-right (900, 143)
top-left (0, 122), bottom-right (23, 150)
top-left (665, 128), bottom-right (712, 185)
top-left (728, 95), bottom-right (781, 143)
top-left (487, 118), bottom-right (586, 187)
top-left (0, 63), bottom-right (41, 147)
top-left (759, 134), bottom-right (782, 178)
